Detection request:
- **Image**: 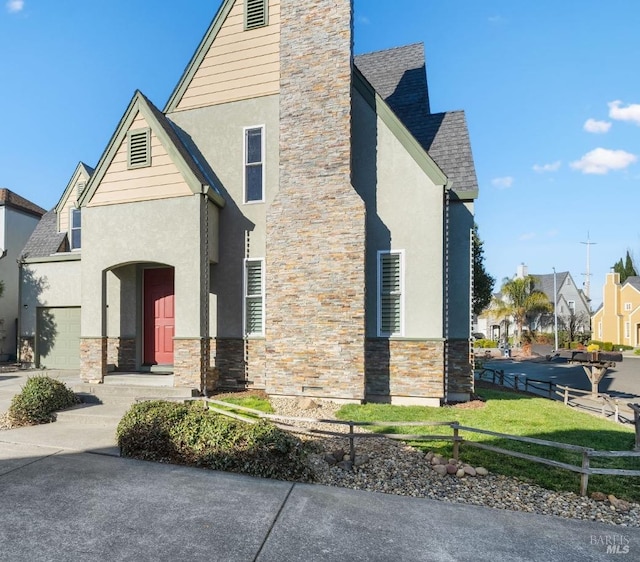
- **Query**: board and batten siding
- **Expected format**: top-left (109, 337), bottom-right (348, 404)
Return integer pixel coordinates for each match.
top-left (175, 0), bottom-right (281, 111)
top-left (87, 114), bottom-right (192, 207)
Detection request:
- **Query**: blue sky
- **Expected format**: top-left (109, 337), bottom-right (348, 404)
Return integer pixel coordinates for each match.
top-left (2, 1), bottom-right (639, 308)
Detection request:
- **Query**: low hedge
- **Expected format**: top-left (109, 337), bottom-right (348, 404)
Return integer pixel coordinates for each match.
top-left (8, 375), bottom-right (79, 426)
top-left (474, 339), bottom-right (498, 349)
top-left (116, 400), bottom-right (312, 481)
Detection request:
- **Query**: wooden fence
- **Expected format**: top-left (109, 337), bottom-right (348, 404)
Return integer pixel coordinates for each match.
top-left (202, 398), bottom-right (640, 496)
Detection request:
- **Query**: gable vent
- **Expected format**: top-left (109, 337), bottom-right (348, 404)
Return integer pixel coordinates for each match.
top-left (127, 128), bottom-right (151, 169)
top-left (245, 0), bottom-right (268, 30)
top-left (76, 182), bottom-right (86, 199)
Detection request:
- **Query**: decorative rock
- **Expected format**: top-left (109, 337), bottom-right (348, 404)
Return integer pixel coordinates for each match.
top-left (446, 464), bottom-right (457, 475)
top-left (337, 460), bottom-right (353, 471)
top-left (591, 492), bottom-right (607, 502)
top-left (475, 467), bottom-right (489, 476)
top-left (463, 465), bottom-right (477, 477)
top-left (297, 397), bottom-right (319, 410)
top-left (448, 459), bottom-right (457, 465)
top-left (431, 455), bottom-right (445, 466)
top-left (324, 454), bottom-right (337, 466)
top-left (608, 495), bottom-right (631, 512)
top-left (332, 449), bottom-right (345, 462)
top-left (432, 464), bottom-right (448, 476)
top-left (353, 454), bottom-right (369, 467)
top-left (456, 468), bottom-right (466, 478)
top-left (425, 451), bottom-right (434, 462)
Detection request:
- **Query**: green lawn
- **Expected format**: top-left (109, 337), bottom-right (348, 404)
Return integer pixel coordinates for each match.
top-left (336, 387), bottom-right (640, 502)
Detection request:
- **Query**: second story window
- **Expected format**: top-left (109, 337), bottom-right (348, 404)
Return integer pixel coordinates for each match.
top-left (244, 126), bottom-right (264, 203)
top-left (71, 208), bottom-right (81, 250)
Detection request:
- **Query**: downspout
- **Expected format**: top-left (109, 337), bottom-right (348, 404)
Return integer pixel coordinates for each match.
top-left (16, 254), bottom-right (24, 367)
top-left (443, 184), bottom-right (451, 404)
top-left (201, 186), bottom-right (210, 397)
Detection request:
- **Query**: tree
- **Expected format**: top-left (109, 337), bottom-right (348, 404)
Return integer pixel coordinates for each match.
top-left (559, 309), bottom-right (590, 344)
top-left (472, 224), bottom-right (495, 316)
top-left (612, 250), bottom-right (637, 284)
top-left (491, 275), bottom-right (552, 344)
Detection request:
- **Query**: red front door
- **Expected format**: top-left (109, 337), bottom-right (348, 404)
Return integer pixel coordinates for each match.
top-left (143, 268), bottom-right (175, 365)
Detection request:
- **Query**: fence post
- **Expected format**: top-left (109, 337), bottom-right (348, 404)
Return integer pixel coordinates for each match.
top-left (452, 425), bottom-right (460, 461)
top-left (349, 422), bottom-right (355, 462)
top-left (601, 399), bottom-right (606, 418)
top-left (499, 370), bottom-right (504, 385)
top-left (525, 378), bottom-right (528, 393)
top-left (614, 400), bottom-right (619, 424)
top-left (514, 375), bottom-right (519, 390)
top-left (548, 382), bottom-right (553, 399)
top-left (564, 387), bottom-right (569, 405)
top-left (580, 451), bottom-right (590, 496)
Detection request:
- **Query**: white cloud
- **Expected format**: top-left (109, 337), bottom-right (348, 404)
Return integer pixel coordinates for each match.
top-left (532, 161), bottom-right (561, 173)
top-left (357, 15), bottom-right (371, 25)
top-left (519, 232), bottom-right (536, 241)
top-left (583, 118), bottom-right (611, 134)
top-left (570, 148), bottom-right (637, 175)
top-left (608, 100), bottom-right (640, 126)
top-left (6, 0), bottom-right (24, 13)
top-left (491, 176), bottom-right (513, 189)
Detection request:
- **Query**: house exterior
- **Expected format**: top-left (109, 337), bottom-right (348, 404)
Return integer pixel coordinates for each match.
top-left (0, 189), bottom-right (45, 360)
top-left (19, 0), bottom-right (478, 404)
top-left (592, 272), bottom-right (640, 347)
top-left (476, 263), bottom-right (590, 341)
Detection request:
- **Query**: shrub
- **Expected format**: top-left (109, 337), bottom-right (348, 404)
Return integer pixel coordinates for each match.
top-left (116, 400), bottom-right (312, 481)
top-left (474, 338), bottom-right (497, 349)
top-left (8, 376), bottom-right (79, 426)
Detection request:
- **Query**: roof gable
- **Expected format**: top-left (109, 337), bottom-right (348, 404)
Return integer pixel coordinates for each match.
top-left (165, 0), bottom-right (281, 113)
top-left (54, 162), bottom-right (93, 232)
top-left (79, 91), bottom-right (223, 208)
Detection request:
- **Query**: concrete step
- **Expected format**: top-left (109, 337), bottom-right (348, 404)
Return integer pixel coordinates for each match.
top-left (55, 403), bottom-right (130, 426)
top-left (74, 383), bottom-right (199, 406)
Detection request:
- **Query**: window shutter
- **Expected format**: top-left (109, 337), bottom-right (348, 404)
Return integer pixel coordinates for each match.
top-left (245, 260), bottom-right (264, 334)
top-left (245, 0), bottom-right (268, 30)
top-left (380, 253), bottom-right (401, 335)
top-left (128, 129), bottom-right (151, 169)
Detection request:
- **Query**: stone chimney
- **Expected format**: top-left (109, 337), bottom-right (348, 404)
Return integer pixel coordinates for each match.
top-left (265, 0), bottom-right (366, 400)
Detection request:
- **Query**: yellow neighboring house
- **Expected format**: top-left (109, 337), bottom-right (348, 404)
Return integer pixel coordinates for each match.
top-left (592, 272), bottom-right (640, 346)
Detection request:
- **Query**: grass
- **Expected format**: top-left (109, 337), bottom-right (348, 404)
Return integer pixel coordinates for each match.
top-left (336, 385), bottom-right (640, 502)
top-left (206, 391), bottom-right (274, 420)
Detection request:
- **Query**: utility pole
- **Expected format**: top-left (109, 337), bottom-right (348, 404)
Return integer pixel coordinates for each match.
top-left (581, 233), bottom-right (597, 305)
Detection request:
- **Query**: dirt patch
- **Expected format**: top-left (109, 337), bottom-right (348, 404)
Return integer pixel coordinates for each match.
top-left (452, 399), bottom-right (486, 410)
top-left (207, 389), bottom-right (269, 401)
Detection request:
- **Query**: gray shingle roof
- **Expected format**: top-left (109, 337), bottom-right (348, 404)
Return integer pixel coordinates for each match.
top-left (531, 272), bottom-right (569, 302)
top-left (624, 276), bottom-right (640, 292)
top-left (21, 211), bottom-right (67, 258)
top-left (355, 44), bottom-right (478, 194)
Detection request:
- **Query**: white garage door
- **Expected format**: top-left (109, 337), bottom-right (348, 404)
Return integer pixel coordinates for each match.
top-left (37, 307), bottom-right (81, 369)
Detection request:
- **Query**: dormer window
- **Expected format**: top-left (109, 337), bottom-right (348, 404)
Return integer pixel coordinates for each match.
top-left (127, 128), bottom-right (151, 169)
top-left (245, 0), bottom-right (268, 30)
top-left (71, 208), bottom-right (81, 250)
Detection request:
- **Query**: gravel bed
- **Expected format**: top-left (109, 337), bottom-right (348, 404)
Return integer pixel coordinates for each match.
top-left (269, 397), bottom-right (640, 528)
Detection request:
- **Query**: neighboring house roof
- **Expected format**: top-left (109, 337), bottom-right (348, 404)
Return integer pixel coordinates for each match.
top-left (355, 44), bottom-right (479, 197)
top-left (21, 211), bottom-right (68, 258)
top-left (624, 276), bottom-right (640, 292)
top-left (531, 272), bottom-right (569, 302)
top-left (0, 188), bottom-right (46, 218)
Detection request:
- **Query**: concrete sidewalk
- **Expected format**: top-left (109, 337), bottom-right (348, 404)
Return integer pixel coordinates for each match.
top-left (1, 369), bottom-right (639, 560)
top-left (0, 440), bottom-right (639, 561)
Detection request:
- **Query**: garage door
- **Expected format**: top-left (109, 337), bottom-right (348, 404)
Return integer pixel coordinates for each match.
top-left (37, 307), bottom-right (81, 369)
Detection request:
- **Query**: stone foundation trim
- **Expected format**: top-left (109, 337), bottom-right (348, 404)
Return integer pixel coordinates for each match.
top-left (365, 338), bottom-right (445, 401)
top-left (445, 338), bottom-right (473, 401)
top-left (210, 337), bottom-right (266, 390)
top-left (173, 337), bottom-right (210, 391)
top-left (80, 337), bottom-right (108, 383)
top-left (106, 337), bottom-right (137, 372)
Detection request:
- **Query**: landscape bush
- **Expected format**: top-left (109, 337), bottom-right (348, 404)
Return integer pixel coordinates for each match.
top-left (8, 375), bottom-right (79, 426)
top-left (474, 338), bottom-right (497, 349)
top-left (116, 400), bottom-right (312, 481)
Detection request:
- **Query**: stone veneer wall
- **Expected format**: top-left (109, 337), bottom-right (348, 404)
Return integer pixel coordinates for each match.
top-left (106, 337), bottom-right (136, 371)
top-left (365, 339), bottom-right (445, 402)
top-left (265, 0), bottom-right (366, 400)
top-left (210, 338), bottom-right (266, 390)
top-left (173, 338), bottom-right (209, 389)
top-left (446, 339), bottom-right (473, 401)
top-left (80, 337), bottom-right (107, 383)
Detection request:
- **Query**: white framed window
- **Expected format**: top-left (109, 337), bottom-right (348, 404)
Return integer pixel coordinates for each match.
top-left (625, 321), bottom-right (630, 338)
top-left (568, 300), bottom-right (575, 313)
top-left (377, 250), bottom-right (404, 337)
top-left (70, 208), bottom-right (81, 250)
top-left (244, 258), bottom-right (264, 335)
top-left (625, 302), bottom-right (632, 311)
top-left (244, 126), bottom-right (265, 203)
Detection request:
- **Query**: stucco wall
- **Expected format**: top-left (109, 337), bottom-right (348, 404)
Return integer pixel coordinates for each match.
top-left (352, 89), bottom-right (444, 339)
top-left (20, 259), bottom-right (82, 336)
top-left (169, 94), bottom-right (279, 337)
top-left (80, 195), bottom-right (210, 338)
top-left (1, 208), bottom-right (42, 357)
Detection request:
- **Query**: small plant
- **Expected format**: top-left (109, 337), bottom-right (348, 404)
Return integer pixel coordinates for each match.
top-left (8, 376), bottom-right (79, 426)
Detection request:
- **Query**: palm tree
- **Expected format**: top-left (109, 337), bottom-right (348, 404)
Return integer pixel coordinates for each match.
top-left (491, 275), bottom-right (552, 345)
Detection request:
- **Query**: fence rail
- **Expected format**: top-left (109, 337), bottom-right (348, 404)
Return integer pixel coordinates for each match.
top-left (201, 398), bottom-right (640, 496)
